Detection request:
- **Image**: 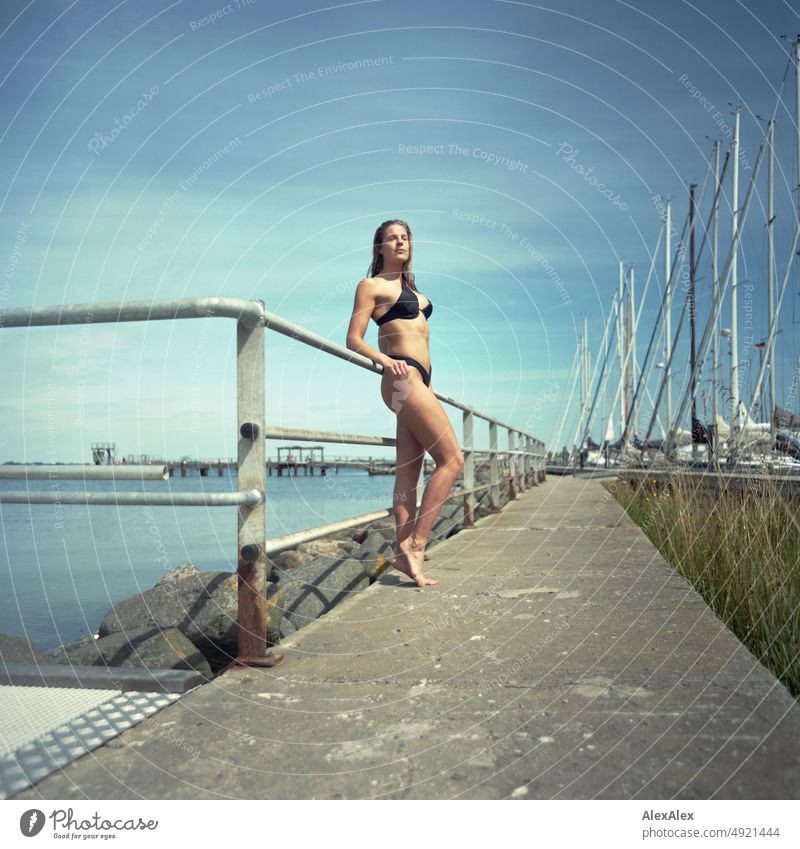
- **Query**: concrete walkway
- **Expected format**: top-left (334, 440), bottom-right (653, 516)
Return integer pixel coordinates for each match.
top-left (15, 476), bottom-right (800, 799)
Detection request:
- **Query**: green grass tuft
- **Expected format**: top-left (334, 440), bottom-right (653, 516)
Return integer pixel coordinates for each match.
top-left (604, 472), bottom-right (800, 699)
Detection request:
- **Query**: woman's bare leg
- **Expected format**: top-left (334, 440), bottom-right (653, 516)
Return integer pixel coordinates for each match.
top-left (381, 370), bottom-right (464, 585)
top-left (392, 414), bottom-right (425, 557)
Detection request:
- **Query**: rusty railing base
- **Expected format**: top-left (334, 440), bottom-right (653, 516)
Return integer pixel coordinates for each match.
top-left (216, 653), bottom-right (284, 677)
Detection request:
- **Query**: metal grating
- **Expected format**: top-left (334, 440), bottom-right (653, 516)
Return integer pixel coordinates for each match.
top-left (0, 685), bottom-right (120, 757)
top-left (0, 686), bottom-right (182, 798)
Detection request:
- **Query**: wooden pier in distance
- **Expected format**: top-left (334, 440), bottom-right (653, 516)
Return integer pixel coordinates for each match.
top-left (126, 456), bottom-right (436, 477)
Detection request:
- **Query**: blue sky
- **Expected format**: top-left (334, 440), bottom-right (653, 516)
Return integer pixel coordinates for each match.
top-left (1, 0), bottom-right (799, 462)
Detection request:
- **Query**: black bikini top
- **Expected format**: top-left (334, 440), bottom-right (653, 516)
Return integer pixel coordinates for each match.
top-left (374, 279), bottom-right (432, 325)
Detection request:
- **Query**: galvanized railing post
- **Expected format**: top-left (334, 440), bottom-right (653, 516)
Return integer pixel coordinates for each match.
top-left (507, 429), bottom-right (517, 501)
top-left (519, 431), bottom-right (528, 492)
top-left (521, 433), bottom-right (527, 490)
top-left (489, 420), bottom-right (500, 513)
top-left (463, 409), bottom-right (474, 527)
top-left (227, 302), bottom-right (283, 671)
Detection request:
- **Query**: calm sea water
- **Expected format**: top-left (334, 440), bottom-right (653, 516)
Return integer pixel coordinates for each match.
top-left (0, 469), bottom-right (397, 650)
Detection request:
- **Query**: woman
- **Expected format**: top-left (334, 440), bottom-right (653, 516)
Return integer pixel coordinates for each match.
top-left (346, 219), bottom-right (464, 587)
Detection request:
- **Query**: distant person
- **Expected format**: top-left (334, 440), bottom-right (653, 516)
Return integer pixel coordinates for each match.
top-left (346, 218), bottom-right (464, 587)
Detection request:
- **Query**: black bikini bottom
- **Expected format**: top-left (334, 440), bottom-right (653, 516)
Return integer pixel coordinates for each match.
top-left (394, 356), bottom-right (431, 387)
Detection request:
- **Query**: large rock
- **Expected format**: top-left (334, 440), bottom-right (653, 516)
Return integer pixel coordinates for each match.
top-left (327, 529), bottom-right (370, 544)
top-left (474, 488), bottom-right (497, 519)
top-left (429, 499), bottom-right (464, 542)
top-left (296, 539), bottom-right (358, 558)
top-left (352, 530), bottom-right (395, 580)
top-left (45, 626), bottom-right (212, 679)
top-left (98, 563), bottom-right (280, 659)
top-left (43, 634), bottom-right (98, 664)
top-left (342, 523), bottom-right (376, 544)
top-left (0, 633), bottom-right (49, 664)
top-left (352, 517), bottom-right (395, 542)
top-left (99, 564), bottom-right (233, 646)
top-left (276, 556), bottom-right (370, 638)
top-left (274, 549), bottom-right (313, 572)
top-left (372, 521), bottom-right (397, 542)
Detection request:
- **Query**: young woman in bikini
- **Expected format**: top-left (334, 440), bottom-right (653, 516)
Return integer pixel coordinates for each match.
top-left (346, 219), bottom-right (464, 587)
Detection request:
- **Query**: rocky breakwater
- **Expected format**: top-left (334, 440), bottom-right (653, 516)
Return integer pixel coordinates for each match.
top-left (1, 465), bottom-right (515, 678)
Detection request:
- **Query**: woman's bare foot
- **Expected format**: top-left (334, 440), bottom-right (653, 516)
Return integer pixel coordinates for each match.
top-left (394, 536), bottom-right (437, 587)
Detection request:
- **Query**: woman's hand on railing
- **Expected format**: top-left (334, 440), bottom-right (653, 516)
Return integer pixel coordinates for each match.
top-left (381, 357), bottom-right (410, 378)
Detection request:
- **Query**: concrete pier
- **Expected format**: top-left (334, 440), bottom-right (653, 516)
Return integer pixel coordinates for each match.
top-left (14, 476), bottom-right (800, 799)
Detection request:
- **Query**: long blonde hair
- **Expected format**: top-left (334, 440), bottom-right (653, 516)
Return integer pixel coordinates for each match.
top-left (367, 218), bottom-right (417, 291)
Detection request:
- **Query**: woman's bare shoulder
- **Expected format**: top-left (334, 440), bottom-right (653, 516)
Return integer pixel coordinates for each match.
top-left (356, 276), bottom-right (390, 296)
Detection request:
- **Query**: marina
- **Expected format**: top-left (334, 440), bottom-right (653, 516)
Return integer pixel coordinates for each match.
top-left (546, 39), bottom-right (800, 479)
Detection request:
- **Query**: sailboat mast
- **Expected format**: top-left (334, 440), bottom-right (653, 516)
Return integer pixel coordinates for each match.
top-left (711, 141), bottom-right (720, 457)
top-left (664, 198), bottom-right (673, 433)
top-left (618, 261), bottom-right (625, 438)
top-left (628, 266), bottom-right (636, 442)
top-left (689, 182), bottom-right (697, 461)
top-left (796, 37), bottom-right (800, 220)
top-left (731, 104), bottom-right (741, 444)
top-left (767, 119), bottom-right (776, 444)
top-left (583, 314), bottom-right (589, 446)
top-left (584, 314), bottom-right (590, 419)
top-left (579, 326), bottom-right (585, 422)
top-left (551, 345), bottom-right (581, 458)
top-left (625, 272), bottom-right (631, 440)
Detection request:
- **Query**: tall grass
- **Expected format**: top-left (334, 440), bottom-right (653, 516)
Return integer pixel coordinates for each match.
top-left (604, 472), bottom-right (800, 699)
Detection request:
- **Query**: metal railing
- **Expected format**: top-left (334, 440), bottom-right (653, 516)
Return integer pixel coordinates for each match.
top-left (0, 295), bottom-right (547, 670)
